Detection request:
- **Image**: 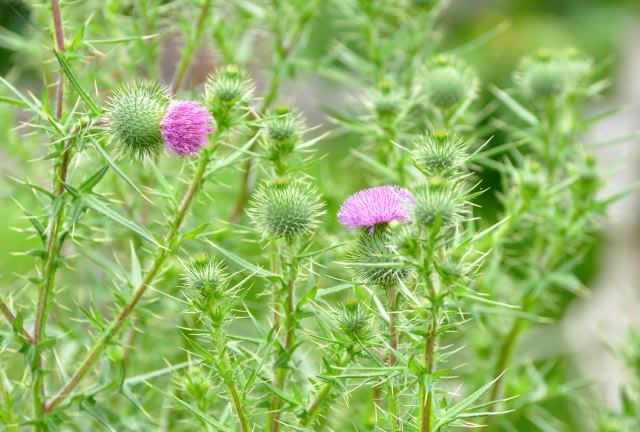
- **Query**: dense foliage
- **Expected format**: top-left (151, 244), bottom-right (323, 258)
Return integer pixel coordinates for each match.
top-left (0, 1), bottom-right (637, 431)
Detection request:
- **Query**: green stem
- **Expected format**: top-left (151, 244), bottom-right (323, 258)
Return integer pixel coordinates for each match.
top-left (44, 135), bottom-right (221, 413)
top-left (215, 326), bottom-right (250, 432)
top-left (387, 283), bottom-right (400, 429)
top-left (302, 351), bottom-right (352, 427)
top-left (33, 2), bottom-right (68, 424)
top-left (170, 0), bottom-right (212, 95)
top-left (267, 240), bottom-right (298, 432)
top-left (420, 256), bottom-right (438, 432)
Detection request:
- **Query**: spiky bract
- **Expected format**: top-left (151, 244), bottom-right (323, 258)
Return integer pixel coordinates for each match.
top-left (413, 131), bottom-right (468, 177)
top-left (249, 181), bottom-right (324, 239)
top-left (106, 82), bottom-right (169, 160)
top-left (336, 302), bottom-right (371, 341)
top-left (412, 181), bottom-right (465, 228)
top-left (348, 229), bottom-right (413, 286)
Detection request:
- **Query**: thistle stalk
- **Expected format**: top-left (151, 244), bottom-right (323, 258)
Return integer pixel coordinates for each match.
top-left (32, 1), bottom-right (69, 424)
top-left (44, 131), bottom-right (222, 413)
top-left (267, 239), bottom-right (299, 432)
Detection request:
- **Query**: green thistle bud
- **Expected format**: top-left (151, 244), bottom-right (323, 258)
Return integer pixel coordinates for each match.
top-left (183, 255), bottom-right (228, 305)
top-left (348, 228), bottom-right (413, 287)
top-left (371, 82), bottom-right (403, 118)
top-left (266, 106), bottom-right (302, 142)
top-left (437, 251), bottom-right (469, 287)
top-left (335, 301), bottom-right (371, 341)
top-left (249, 180), bottom-right (324, 239)
top-left (424, 56), bottom-right (477, 107)
top-left (205, 65), bottom-right (252, 105)
top-left (413, 131), bottom-right (468, 177)
top-left (106, 82), bottom-right (169, 159)
top-left (515, 50), bottom-right (591, 100)
top-left (412, 181), bottom-right (465, 228)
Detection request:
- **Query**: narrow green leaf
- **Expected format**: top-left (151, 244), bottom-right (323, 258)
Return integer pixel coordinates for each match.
top-left (53, 49), bottom-right (101, 115)
top-left (433, 372), bottom-right (505, 431)
top-left (205, 240), bottom-right (282, 281)
top-left (81, 194), bottom-right (161, 247)
top-left (92, 139), bottom-right (148, 200)
top-left (489, 85), bottom-right (538, 126)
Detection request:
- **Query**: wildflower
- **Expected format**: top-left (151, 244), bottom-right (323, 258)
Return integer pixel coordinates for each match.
top-left (106, 82), bottom-right (169, 159)
top-left (424, 56), bottom-right (477, 107)
top-left (338, 186), bottom-right (413, 234)
top-left (249, 180), bottom-right (324, 239)
top-left (348, 229), bottom-right (413, 286)
top-left (413, 131), bottom-right (468, 177)
top-left (160, 101), bottom-right (214, 156)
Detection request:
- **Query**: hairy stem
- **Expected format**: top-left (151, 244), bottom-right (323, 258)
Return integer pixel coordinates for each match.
top-left (215, 326), bottom-right (250, 432)
top-left (420, 314), bottom-right (438, 432)
top-left (44, 135), bottom-right (221, 413)
top-left (32, 1), bottom-right (68, 424)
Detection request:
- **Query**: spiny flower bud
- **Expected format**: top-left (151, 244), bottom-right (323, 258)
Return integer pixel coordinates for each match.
top-left (413, 131), bottom-right (467, 177)
top-left (263, 106), bottom-right (304, 163)
top-left (348, 228), bottom-right (413, 287)
top-left (424, 56), bottom-right (477, 107)
top-left (106, 82), bottom-right (169, 159)
top-left (412, 181), bottom-right (465, 228)
top-left (183, 255), bottom-right (228, 308)
top-left (370, 81), bottom-right (403, 118)
top-left (249, 180), bottom-right (324, 239)
top-left (437, 251), bottom-right (469, 287)
top-left (514, 49), bottom-right (591, 100)
top-left (205, 65), bottom-right (252, 105)
top-left (161, 101), bottom-right (214, 156)
top-left (335, 302), bottom-right (371, 341)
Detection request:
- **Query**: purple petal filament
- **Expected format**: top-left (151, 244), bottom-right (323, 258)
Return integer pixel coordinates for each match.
top-left (161, 101), bottom-right (214, 156)
top-left (338, 186), bottom-right (413, 233)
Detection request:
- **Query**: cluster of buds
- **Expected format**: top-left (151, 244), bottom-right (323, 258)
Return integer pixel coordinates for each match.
top-left (105, 65), bottom-right (252, 160)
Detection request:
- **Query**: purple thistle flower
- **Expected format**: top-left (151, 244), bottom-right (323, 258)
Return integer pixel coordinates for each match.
top-left (338, 186), bottom-right (413, 234)
top-left (160, 101), bottom-right (214, 156)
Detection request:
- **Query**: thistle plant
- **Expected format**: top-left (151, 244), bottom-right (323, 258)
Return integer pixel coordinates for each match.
top-left (0, 2), bottom-right (633, 432)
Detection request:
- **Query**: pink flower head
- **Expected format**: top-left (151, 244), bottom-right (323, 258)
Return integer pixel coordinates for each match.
top-left (338, 186), bottom-right (413, 234)
top-left (160, 101), bottom-right (214, 156)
